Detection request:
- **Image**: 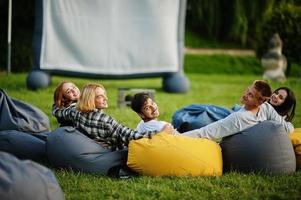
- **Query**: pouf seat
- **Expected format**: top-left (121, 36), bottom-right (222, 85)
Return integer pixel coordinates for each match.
top-left (0, 130), bottom-right (47, 161)
top-left (128, 132), bottom-right (223, 176)
top-left (220, 121), bottom-right (296, 175)
top-left (172, 104), bottom-right (232, 130)
top-left (46, 127), bottom-right (128, 175)
top-left (0, 151), bottom-right (64, 200)
top-left (0, 89), bottom-right (50, 133)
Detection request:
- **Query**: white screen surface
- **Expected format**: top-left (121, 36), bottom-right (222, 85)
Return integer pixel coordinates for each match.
top-left (40, 0), bottom-right (180, 75)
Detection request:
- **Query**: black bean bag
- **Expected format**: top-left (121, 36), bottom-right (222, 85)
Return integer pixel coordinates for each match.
top-left (220, 121), bottom-right (296, 175)
top-left (0, 151), bottom-right (64, 200)
top-left (46, 127), bottom-right (128, 175)
top-left (0, 130), bottom-right (48, 161)
top-left (0, 89), bottom-right (50, 133)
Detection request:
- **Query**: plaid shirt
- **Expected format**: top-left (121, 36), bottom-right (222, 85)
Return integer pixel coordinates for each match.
top-left (52, 104), bottom-right (156, 148)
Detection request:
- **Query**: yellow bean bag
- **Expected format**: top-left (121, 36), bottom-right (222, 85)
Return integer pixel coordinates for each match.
top-left (289, 128), bottom-right (301, 169)
top-left (127, 132), bottom-right (222, 176)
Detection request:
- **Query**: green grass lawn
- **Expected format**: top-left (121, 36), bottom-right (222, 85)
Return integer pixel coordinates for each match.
top-left (0, 55), bottom-right (301, 199)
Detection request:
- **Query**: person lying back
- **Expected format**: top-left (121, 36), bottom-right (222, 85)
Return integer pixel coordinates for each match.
top-left (182, 80), bottom-right (294, 140)
top-left (53, 83), bottom-right (174, 149)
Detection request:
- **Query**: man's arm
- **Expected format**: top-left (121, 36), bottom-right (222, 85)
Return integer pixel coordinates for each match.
top-left (102, 113), bottom-right (157, 145)
top-left (182, 111), bottom-right (256, 140)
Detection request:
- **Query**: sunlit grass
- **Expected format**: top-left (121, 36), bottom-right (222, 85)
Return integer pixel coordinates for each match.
top-left (0, 54), bottom-right (300, 199)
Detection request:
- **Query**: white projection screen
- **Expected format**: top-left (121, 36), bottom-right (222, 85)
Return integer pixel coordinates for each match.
top-left (33, 0), bottom-right (186, 77)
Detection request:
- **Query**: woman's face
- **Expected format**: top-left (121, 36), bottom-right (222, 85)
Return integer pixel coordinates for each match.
top-left (62, 83), bottom-right (80, 101)
top-left (270, 89), bottom-right (287, 106)
top-left (94, 87), bottom-right (108, 109)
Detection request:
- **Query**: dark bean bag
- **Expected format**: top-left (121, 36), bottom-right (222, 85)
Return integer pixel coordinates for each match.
top-left (172, 104), bottom-right (233, 130)
top-left (0, 151), bottom-right (64, 200)
top-left (220, 121), bottom-right (296, 175)
top-left (0, 89), bottom-right (50, 133)
top-left (0, 130), bottom-right (48, 161)
top-left (46, 127), bottom-right (128, 175)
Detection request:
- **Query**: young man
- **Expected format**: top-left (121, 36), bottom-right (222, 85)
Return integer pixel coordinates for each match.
top-left (182, 80), bottom-right (294, 140)
top-left (131, 93), bottom-right (170, 133)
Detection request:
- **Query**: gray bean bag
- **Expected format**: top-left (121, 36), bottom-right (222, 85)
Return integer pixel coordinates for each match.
top-left (220, 121), bottom-right (296, 175)
top-left (46, 127), bottom-right (128, 175)
top-left (0, 89), bottom-right (50, 133)
top-left (0, 151), bottom-right (64, 200)
top-left (0, 130), bottom-right (48, 161)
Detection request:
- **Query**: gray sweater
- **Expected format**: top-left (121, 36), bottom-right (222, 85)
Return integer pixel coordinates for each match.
top-left (182, 102), bottom-right (294, 140)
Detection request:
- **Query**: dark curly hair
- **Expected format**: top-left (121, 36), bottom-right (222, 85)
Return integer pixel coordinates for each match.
top-left (131, 93), bottom-right (151, 114)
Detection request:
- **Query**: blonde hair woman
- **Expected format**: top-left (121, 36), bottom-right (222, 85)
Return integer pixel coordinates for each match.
top-left (76, 83), bottom-right (107, 112)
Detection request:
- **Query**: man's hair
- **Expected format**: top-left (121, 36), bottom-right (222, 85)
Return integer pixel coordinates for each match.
top-left (131, 93), bottom-right (151, 114)
top-left (76, 83), bottom-right (106, 113)
top-left (253, 80), bottom-right (272, 102)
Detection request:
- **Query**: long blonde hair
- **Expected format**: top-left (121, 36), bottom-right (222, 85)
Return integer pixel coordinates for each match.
top-left (76, 83), bottom-right (106, 113)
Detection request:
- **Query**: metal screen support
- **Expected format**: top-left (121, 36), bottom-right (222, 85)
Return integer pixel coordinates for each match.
top-left (7, 0), bottom-right (12, 74)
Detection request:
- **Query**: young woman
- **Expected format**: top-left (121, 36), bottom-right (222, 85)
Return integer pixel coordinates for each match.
top-left (269, 87), bottom-right (296, 122)
top-left (53, 81), bottom-right (80, 108)
top-left (53, 81), bottom-right (81, 126)
top-left (52, 83), bottom-right (174, 150)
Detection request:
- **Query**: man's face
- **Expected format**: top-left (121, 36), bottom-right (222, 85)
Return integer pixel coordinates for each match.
top-left (139, 98), bottom-right (159, 121)
top-left (240, 85), bottom-right (263, 108)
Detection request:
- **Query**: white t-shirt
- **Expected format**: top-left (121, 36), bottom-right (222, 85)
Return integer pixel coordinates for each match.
top-left (182, 102), bottom-right (294, 140)
top-left (136, 119), bottom-right (167, 133)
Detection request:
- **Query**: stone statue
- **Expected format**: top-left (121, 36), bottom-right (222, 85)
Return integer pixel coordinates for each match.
top-left (261, 33), bottom-right (287, 82)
